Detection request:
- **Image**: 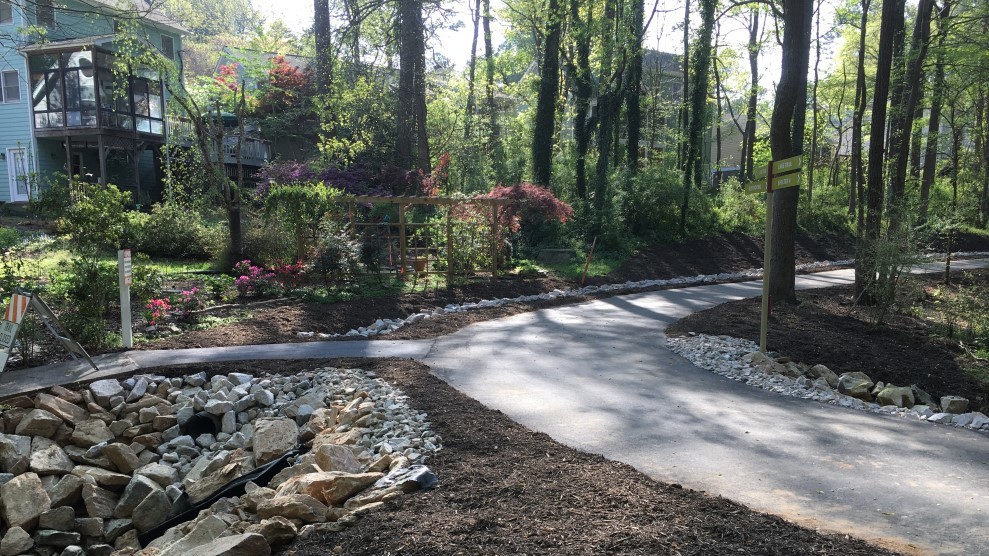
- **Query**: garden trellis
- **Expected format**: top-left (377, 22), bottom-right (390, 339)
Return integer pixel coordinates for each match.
top-left (339, 196), bottom-right (512, 284)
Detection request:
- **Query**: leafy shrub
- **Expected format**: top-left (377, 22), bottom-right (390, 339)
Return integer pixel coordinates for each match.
top-left (27, 173), bottom-right (71, 219)
top-left (172, 288), bottom-right (205, 323)
top-left (312, 220), bottom-right (359, 287)
top-left (50, 258), bottom-right (118, 350)
top-left (200, 274), bottom-right (238, 303)
top-left (130, 255), bottom-right (165, 308)
top-left (59, 183), bottom-right (130, 255)
top-left (238, 218), bottom-right (296, 268)
top-left (127, 202), bottom-right (212, 259)
top-left (263, 182), bottom-right (342, 260)
top-left (0, 227), bottom-right (20, 251)
top-left (714, 177), bottom-right (764, 235)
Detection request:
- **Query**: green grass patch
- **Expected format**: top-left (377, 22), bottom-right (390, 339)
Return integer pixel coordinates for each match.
top-left (541, 251), bottom-right (628, 281)
top-left (186, 314), bottom-right (243, 331)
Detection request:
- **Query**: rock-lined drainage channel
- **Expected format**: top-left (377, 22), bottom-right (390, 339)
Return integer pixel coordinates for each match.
top-left (668, 333), bottom-right (989, 432)
top-left (0, 367), bottom-right (440, 555)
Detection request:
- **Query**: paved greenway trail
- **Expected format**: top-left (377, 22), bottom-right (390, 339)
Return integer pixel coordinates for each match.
top-left (3, 262), bottom-right (989, 555)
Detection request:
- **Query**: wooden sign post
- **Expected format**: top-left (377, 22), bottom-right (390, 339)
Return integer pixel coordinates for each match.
top-left (746, 156), bottom-right (803, 352)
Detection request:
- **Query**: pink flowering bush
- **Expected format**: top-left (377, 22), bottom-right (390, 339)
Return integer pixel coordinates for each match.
top-left (233, 259), bottom-right (307, 297)
top-left (142, 298), bottom-right (171, 326)
top-left (272, 260), bottom-right (306, 290)
top-left (173, 287), bottom-right (205, 323)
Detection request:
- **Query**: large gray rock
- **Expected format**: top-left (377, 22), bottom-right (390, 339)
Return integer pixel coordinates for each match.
top-left (911, 385), bottom-right (938, 409)
top-left (89, 379), bottom-right (124, 408)
top-left (256, 494), bottom-right (328, 523)
top-left (0, 527), bottom-right (33, 556)
top-left (183, 451), bottom-right (255, 504)
top-left (253, 418), bottom-right (298, 465)
top-left (941, 396), bottom-right (969, 414)
top-left (808, 364), bottom-right (839, 388)
top-left (135, 462), bottom-right (178, 488)
top-left (876, 386), bottom-right (915, 408)
top-left (114, 475), bottom-right (162, 519)
top-left (151, 516), bottom-right (223, 553)
top-left (30, 437), bottom-right (75, 476)
top-left (71, 465), bottom-right (131, 488)
top-left (314, 444), bottom-right (362, 473)
top-left (46, 474), bottom-right (83, 507)
top-left (104, 443), bottom-right (141, 474)
top-left (70, 419), bottom-right (114, 448)
top-left (246, 517), bottom-right (297, 547)
top-left (0, 472), bottom-right (51, 529)
top-left (182, 533), bottom-right (270, 556)
top-left (82, 483), bottom-right (118, 519)
top-left (836, 372), bottom-right (875, 401)
top-left (15, 409), bottom-right (63, 438)
top-left (39, 506), bottom-right (76, 531)
top-left (132, 489), bottom-right (171, 532)
top-left (35, 394), bottom-right (89, 426)
top-left (36, 530), bottom-right (81, 548)
top-left (126, 377), bottom-right (149, 403)
top-left (0, 433), bottom-right (31, 474)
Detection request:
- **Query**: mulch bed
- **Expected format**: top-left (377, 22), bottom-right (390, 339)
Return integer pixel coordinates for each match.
top-left (145, 358), bottom-right (899, 556)
top-left (667, 273), bottom-right (989, 413)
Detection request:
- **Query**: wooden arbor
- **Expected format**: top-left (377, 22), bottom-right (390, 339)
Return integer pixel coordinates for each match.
top-left (341, 195), bottom-right (511, 284)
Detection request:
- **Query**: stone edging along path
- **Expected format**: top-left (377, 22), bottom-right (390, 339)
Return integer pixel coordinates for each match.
top-left (295, 251), bottom-right (989, 435)
top-left (298, 251), bottom-right (989, 340)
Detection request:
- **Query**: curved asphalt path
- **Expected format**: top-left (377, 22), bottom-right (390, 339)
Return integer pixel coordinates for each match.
top-left (3, 261), bottom-right (989, 555)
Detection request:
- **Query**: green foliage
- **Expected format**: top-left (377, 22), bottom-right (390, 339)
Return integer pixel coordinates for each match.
top-left (126, 202), bottom-right (213, 259)
top-left (200, 274), bottom-right (238, 303)
top-left (129, 253), bottom-right (166, 308)
top-left (614, 166), bottom-right (717, 243)
top-left (59, 183), bottom-right (130, 255)
top-left (714, 178), bottom-right (764, 235)
top-left (263, 183), bottom-right (342, 261)
top-left (239, 218), bottom-right (295, 268)
top-left (856, 229), bottom-right (923, 326)
top-left (312, 219), bottom-right (359, 287)
top-left (27, 173), bottom-right (72, 219)
top-left (49, 258), bottom-right (119, 350)
top-left (0, 228), bottom-right (20, 252)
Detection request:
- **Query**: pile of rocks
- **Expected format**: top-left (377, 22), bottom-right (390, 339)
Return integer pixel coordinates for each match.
top-left (667, 334), bottom-right (989, 431)
top-left (0, 367), bottom-right (441, 556)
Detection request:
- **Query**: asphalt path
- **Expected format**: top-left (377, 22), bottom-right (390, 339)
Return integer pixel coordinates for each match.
top-left (3, 261), bottom-right (989, 554)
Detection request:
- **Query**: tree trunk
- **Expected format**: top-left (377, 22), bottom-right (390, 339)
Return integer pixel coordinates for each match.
top-left (679, 0), bottom-right (716, 236)
top-left (464, 0), bottom-right (481, 142)
top-left (887, 0), bottom-right (934, 218)
top-left (569, 0), bottom-right (595, 199)
top-left (313, 0), bottom-right (331, 92)
top-left (918, 2), bottom-right (949, 225)
top-left (743, 8), bottom-right (760, 181)
top-left (396, 0), bottom-right (418, 169)
top-left (856, 0), bottom-right (905, 299)
top-left (531, 0), bottom-right (563, 187)
top-left (767, 0), bottom-right (813, 305)
top-left (625, 0), bottom-right (645, 173)
top-left (482, 0), bottom-right (503, 180)
top-left (677, 0), bottom-right (690, 171)
top-left (851, 0), bottom-right (870, 231)
top-left (808, 5), bottom-right (821, 208)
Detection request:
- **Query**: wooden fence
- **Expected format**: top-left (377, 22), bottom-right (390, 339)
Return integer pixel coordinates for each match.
top-left (338, 195), bottom-right (511, 284)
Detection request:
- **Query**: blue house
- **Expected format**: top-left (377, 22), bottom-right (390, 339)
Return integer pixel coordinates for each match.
top-left (0, 0), bottom-right (184, 204)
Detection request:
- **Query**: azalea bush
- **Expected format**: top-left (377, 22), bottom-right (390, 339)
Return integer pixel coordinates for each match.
top-left (173, 288), bottom-right (206, 323)
top-left (143, 298), bottom-right (171, 326)
top-left (233, 260), bottom-right (282, 297)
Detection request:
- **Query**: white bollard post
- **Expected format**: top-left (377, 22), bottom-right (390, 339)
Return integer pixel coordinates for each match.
top-left (118, 249), bottom-right (133, 348)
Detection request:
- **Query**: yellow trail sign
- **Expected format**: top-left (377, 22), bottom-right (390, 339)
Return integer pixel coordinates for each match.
top-left (772, 155), bottom-right (802, 174)
top-left (771, 172), bottom-right (802, 190)
top-left (744, 180), bottom-right (767, 194)
top-left (754, 165), bottom-right (768, 179)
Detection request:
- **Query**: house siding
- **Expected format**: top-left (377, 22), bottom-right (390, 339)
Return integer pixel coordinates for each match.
top-left (0, 4), bottom-right (32, 203)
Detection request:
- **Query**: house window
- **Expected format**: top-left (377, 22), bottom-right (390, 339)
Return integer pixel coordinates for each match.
top-left (161, 36), bottom-right (174, 60)
top-left (37, 0), bottom-right (54, 28)
top-left (0, 70), bottom-right (18, 102)
top-left (0, 2), bottom-right (13, 24)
